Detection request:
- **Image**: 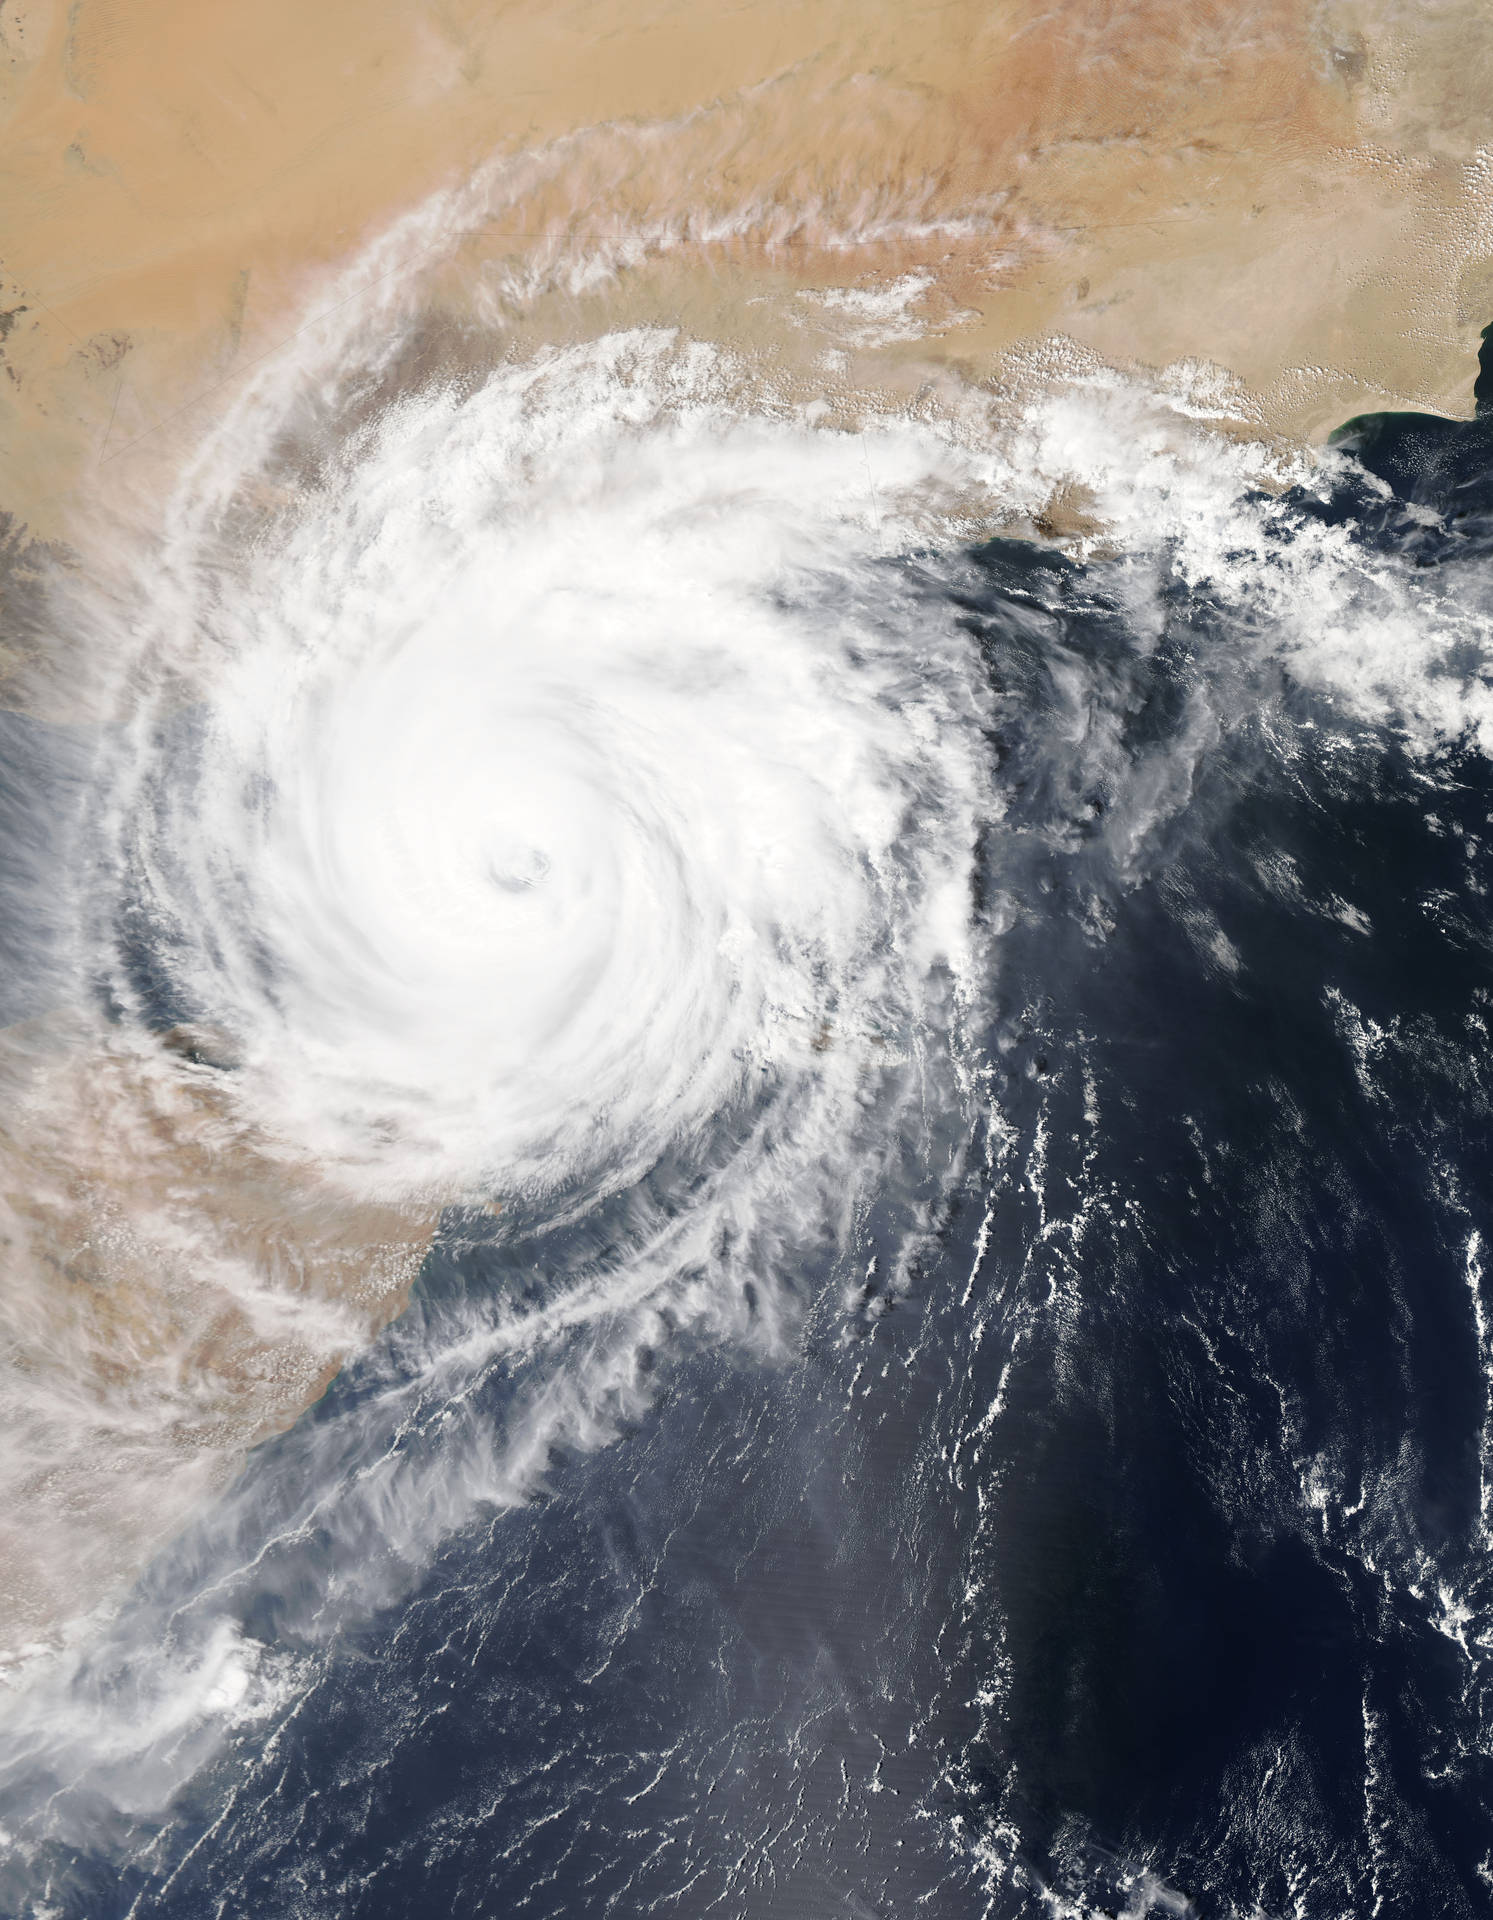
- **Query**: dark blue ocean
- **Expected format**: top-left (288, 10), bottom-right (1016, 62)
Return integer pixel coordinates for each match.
top-left (7, 386), bottom-right (1493, 1919)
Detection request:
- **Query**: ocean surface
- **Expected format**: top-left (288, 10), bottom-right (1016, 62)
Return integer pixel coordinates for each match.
top-left (4, 352), bottom-right (1493, 1920)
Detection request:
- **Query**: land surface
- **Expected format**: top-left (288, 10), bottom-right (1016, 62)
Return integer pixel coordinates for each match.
top-left (0, 0), bottom-right (1491, 544)
top-left (3, 0), bottom-right (1493, 1651)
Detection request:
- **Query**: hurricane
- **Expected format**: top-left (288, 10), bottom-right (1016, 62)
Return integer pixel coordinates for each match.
top-left (8, 10), bottom-right (1493, 1910)
top-left (0, 294), bottom-right (1012, 1841)
top-left (106, 331), bottom-right (992, 1215)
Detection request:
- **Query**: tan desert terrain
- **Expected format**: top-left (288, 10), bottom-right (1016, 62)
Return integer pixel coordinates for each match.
top-left (3, 0), bottom-right (1493, 1651)
top-left (0, 0), bottom-right (1491, 550)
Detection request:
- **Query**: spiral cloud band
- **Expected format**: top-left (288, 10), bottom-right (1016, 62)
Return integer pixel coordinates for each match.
top-left (111, 332), bottom-right (995, 1219)
top-left (14, 267), bottom-right (1493, 1893)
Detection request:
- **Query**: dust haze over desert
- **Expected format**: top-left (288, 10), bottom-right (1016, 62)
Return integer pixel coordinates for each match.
top-left (3, 5), bottom-right (1493, 1915)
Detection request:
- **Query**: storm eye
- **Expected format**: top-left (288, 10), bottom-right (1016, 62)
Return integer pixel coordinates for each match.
top-left (486, 845), bottom-right (551, 893)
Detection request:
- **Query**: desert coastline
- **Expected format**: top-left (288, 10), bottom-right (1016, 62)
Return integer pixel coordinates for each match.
top-left (1, 0), bottom-right (1492, 1654)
